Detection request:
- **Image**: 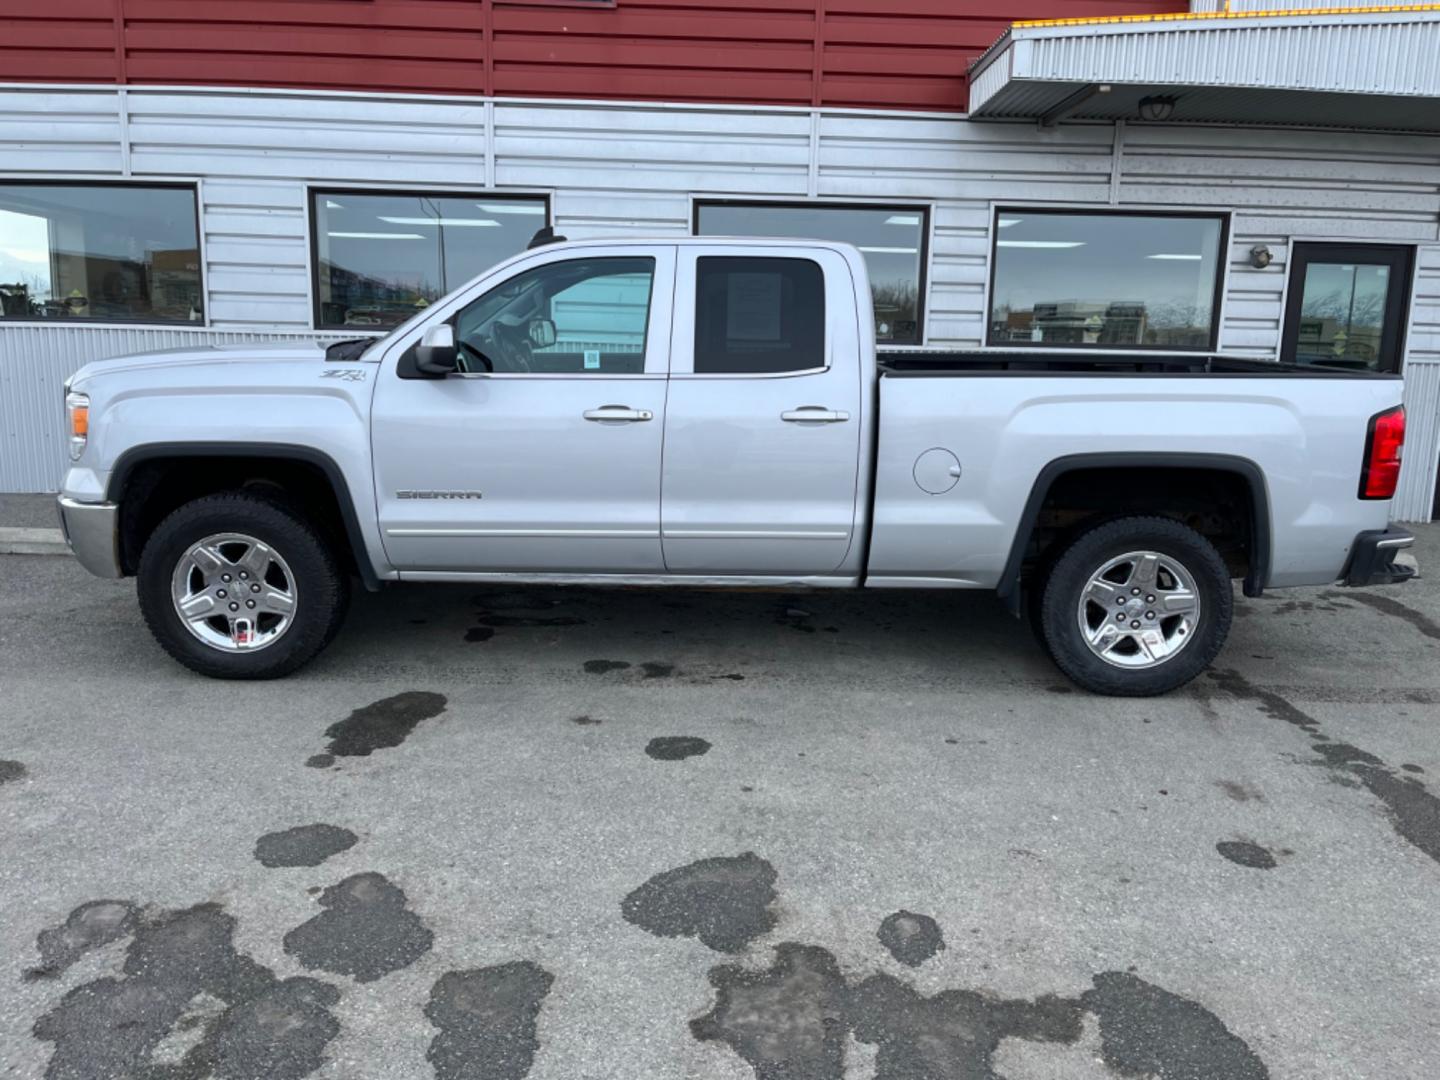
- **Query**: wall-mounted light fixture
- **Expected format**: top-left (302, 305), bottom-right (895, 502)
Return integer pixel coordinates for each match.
top-left (1249, 245), bottom-right (1273, 269)
top-left (1138, 95), bottom-right (1178, 122)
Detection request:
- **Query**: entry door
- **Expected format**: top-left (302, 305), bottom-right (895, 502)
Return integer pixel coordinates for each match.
top-left (372, 249), bottom-right (675, 573)
top-left (661, 248), bottom-right (863, 575)
top-left (1281, 243), bottom-right (1414, 372)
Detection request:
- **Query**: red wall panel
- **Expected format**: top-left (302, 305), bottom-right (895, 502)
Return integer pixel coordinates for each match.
top-left (0, 0), bottom-right (1189, 112)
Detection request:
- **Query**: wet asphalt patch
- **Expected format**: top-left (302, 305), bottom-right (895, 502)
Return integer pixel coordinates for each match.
top-left (1321, 590), bottom-right (1440, 641)
top-left (33, 902), bottom-right (340, 1080)
top-left (621, 853), bottom-right (779, 953)
top-left (583, 660), bottom-right (631, 675)
top-left (1210, 669), bottom-right (1440, 865)
top-left (1216, 841), bottom-right (1279, 870)
top-left (876, 911), bottom-right (946, 967)
top-left (254, 825), bottom-right (359, 868)
top-left (425, 962), bottom-right (555, 1080)
top-left (24, 900), bottom-right (140, 981)
top-left (0, 758), bottom-right (26, 784)
top-left (309, 691), bottom-right (448, 764)
top-left (645, 736), bottom-right (712, 761)
top-left (282, 872), bottom-right (434, 983)
top-left (464, 627), bottom-right (495, 643)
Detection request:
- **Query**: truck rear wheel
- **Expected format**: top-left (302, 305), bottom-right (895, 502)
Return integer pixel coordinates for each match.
top-left (137, 492), bottom-right (349, 679)
top-left (1037, 515), bottom-right (1232, 697)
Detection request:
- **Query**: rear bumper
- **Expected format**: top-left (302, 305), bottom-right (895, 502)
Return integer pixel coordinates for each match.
top-left (1340, 526), bottom-right (1416, 587)
top-left (56, 496), bottom-right (122, 578)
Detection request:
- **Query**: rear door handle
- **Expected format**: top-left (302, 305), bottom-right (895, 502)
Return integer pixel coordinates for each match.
top-left (584, 406), bottom-right (654, 423)
top-left (782, 407), bottom-right (850, 424)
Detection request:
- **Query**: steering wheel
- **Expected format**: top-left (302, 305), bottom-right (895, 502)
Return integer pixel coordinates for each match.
top-left (491, 323), bottom-right (533, 373)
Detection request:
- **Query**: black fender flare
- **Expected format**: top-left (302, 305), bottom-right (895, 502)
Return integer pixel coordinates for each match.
top-left (996, 452), bottom-right (1272, 616)
top-left (106, 441), bottom-right (380, 590)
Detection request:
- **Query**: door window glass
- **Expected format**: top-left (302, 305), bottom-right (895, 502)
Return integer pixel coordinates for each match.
top-left (453, 257), bottom-right (654, 374)
top-left (694, 257), bottom-right (825, 375)
top-left (696, 203), bottom-right (924, 344)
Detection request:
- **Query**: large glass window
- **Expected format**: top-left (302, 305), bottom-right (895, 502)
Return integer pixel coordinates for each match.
top-left (1281, 243), bottom-right (1413, 373)
top-left (988, 210), bottom-right (1227, 350)
top-left (695, 202), bottom-right (926, 345)
top-left (452, 257), bottom-right (654, 375)
top-left (694, 257), bottom-right (825, 375)
top-left (0, 183), bottom-right (201, 323)
top-left (312, 190), bottom-right (548, 330)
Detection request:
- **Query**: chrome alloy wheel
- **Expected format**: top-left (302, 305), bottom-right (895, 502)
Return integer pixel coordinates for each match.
top-left (170, 533), bottom-right (297, 652)
top-left (1076, 550), bottom-right (1200, 669)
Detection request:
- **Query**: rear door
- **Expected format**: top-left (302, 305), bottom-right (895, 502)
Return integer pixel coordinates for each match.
top-left (372, 246), bottom-right (676, 573)
top-left (660, 247), bottom-right (863, 575)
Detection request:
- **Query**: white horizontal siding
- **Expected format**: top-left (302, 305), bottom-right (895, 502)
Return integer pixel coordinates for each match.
top-left (0, 88), bottom-right (123, 175)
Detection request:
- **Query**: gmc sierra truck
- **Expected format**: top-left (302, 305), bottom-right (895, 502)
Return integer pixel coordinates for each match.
top-left (57, 235), bottom-right (1416, 695)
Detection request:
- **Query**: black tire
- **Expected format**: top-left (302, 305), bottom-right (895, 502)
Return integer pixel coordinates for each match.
top-left (137, 492), bottom-right (349, 679)
top-left (1038, 515), bottom-right (1232, 697)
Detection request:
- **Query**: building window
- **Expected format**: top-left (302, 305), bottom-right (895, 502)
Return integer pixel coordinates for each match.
top-left (311, 190), bottom-right (549, 330)
top-left (1281, 243), bottom-right (1414, 374)
top-left (695, 201), bottom-right (927, 345)
top-left (0, 183), bottom-right (201, 324)
top-left (988, 209), bottom-right (1228, 351)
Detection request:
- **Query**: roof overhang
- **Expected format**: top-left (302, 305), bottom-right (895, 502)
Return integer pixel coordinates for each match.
top-left (969, 7), bottom-right (1440, 133)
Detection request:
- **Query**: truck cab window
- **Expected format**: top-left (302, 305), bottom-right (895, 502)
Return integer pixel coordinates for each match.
top-left (694, 257), bottom-right (825, 375)
top-left (452, 257), bottom-right (654, 374)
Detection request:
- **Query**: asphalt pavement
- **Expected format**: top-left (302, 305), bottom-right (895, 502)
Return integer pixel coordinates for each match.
top-left (2, 527), bottom-right (1439, 1079)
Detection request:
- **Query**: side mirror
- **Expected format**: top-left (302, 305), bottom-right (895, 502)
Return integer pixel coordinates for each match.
top-left (416, 324), bottom-right (458, 376)
top-left (528, 318), bottom-right (557, 350)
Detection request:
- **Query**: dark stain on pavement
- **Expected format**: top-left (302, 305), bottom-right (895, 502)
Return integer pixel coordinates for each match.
top-left (1322, 590), bottom-right (1440, 640)
top-left (425, 962), bottom-right (554, 1080)
top-left (282, 872), bottom-right (434, 983)
top-left (1210, 669), bottom-right (1440, 865)
top-left (320, 691), bottom-right (447, 759)
top-left (1216, 841), bottom-right (1278, 870)
top-left (0, 759), bottom-right (26, 784)
top-left (33, 903), bottom-right (340, 1080)
top-left (477, 613), bottom-right (585, 629)
top-left (876, 911), bottom-right (945, 968)
top-left (305, 754), bottom-right (336, 770)
top-left (850, 972), bottom-right (1083, 1079)
top-left (584, 660), bottom-right (631, 675)
top-left (25, 900), bottom-right (139, 981)
top-left (1083, 972), bottom-right (1269, 1079)
top-left (621, 852), bottom-right (778, 953)
top-left (571, 715), bottom-right (602, 726)
top-left (692, 944), bottom-right (847, 1080)
top-left (641, 662), bottom-right (675, 679)
top-left (646, 736), bottom-right (712, 761)
top-left (464, 627), bottom-right (495, 643)
top-left (254, 825), bottom-right (359, 868)
top-left (1215, 780), bottom-right (1264, 803)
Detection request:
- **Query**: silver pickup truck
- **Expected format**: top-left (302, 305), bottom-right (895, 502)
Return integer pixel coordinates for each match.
top-left (57, 235), bottom-right (1415, 695)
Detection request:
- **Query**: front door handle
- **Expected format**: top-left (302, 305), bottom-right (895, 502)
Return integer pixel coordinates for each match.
top-left (584, 405), bottom-right (654, 423)
top-left (781, 407), bottom-right (851, 424)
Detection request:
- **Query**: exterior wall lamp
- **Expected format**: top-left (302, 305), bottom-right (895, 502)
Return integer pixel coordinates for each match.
top-left (1138, 95), bottom-right (1178, 122)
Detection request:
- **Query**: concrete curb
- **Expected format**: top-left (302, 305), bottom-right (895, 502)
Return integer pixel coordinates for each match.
top-left (0, 527), bottom-right (70, 556)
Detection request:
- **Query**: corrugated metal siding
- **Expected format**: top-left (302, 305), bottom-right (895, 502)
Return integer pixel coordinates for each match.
top-left (0, 326), bottom-right (351, 492)
top-left (1396, 246), bottom-right (1440, 521)
top-left (1192, 0), bottom-right (1418, 11)
top-left (1, 0), bottom-right (1190, 113)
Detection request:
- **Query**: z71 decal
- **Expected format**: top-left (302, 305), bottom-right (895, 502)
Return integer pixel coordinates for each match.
top-left (320, 369), bottom-right (367, 382)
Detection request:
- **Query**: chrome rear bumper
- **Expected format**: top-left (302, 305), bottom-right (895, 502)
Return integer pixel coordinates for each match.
top-left (56, 496), bottom-right (122, 578)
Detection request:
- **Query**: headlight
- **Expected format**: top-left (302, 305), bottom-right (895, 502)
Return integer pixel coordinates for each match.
top-left (66, 392), bottom-right (89, 461)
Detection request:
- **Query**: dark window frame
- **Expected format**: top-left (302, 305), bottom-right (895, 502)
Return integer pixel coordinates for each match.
top-left (0, 178), bottom-right (204, 327)
top-left (1280, 241), bottom-right (1415, 375)
top-left (692, 198), bottom-right (930, 347)
top-left (308, 187), bottom-right (552, 331)
top-left (986, 206), bottom-right (1232, 353)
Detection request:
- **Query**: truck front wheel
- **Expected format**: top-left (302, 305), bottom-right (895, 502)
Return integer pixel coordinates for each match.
top-left (1037, 516), bottom-right (1232, 697)
top-left (136, 492), bottom-right (349, 679)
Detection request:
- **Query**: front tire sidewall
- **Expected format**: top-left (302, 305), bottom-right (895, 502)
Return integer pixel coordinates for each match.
top-left (137, 494), bottom-right (347, 679)
top-left (1040, 517), bottom-right (1233, 697)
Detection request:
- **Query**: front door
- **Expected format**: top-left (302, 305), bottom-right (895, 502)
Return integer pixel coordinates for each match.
top-left (372, 248), bottom-right (675, 573)
top-left (660, 247), bottom-right (864, 576)
top-left (1281, 243), bottom-right (1414, 372)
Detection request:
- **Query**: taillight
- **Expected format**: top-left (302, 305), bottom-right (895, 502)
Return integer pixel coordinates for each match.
top-left (1359, 405), bottom-right (1405, 500)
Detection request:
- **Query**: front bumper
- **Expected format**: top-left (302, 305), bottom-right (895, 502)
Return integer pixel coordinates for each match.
top-left (1340, 526), bottom-right (1416, 587)
top-left (56, 496), bottom-right (122, 578)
